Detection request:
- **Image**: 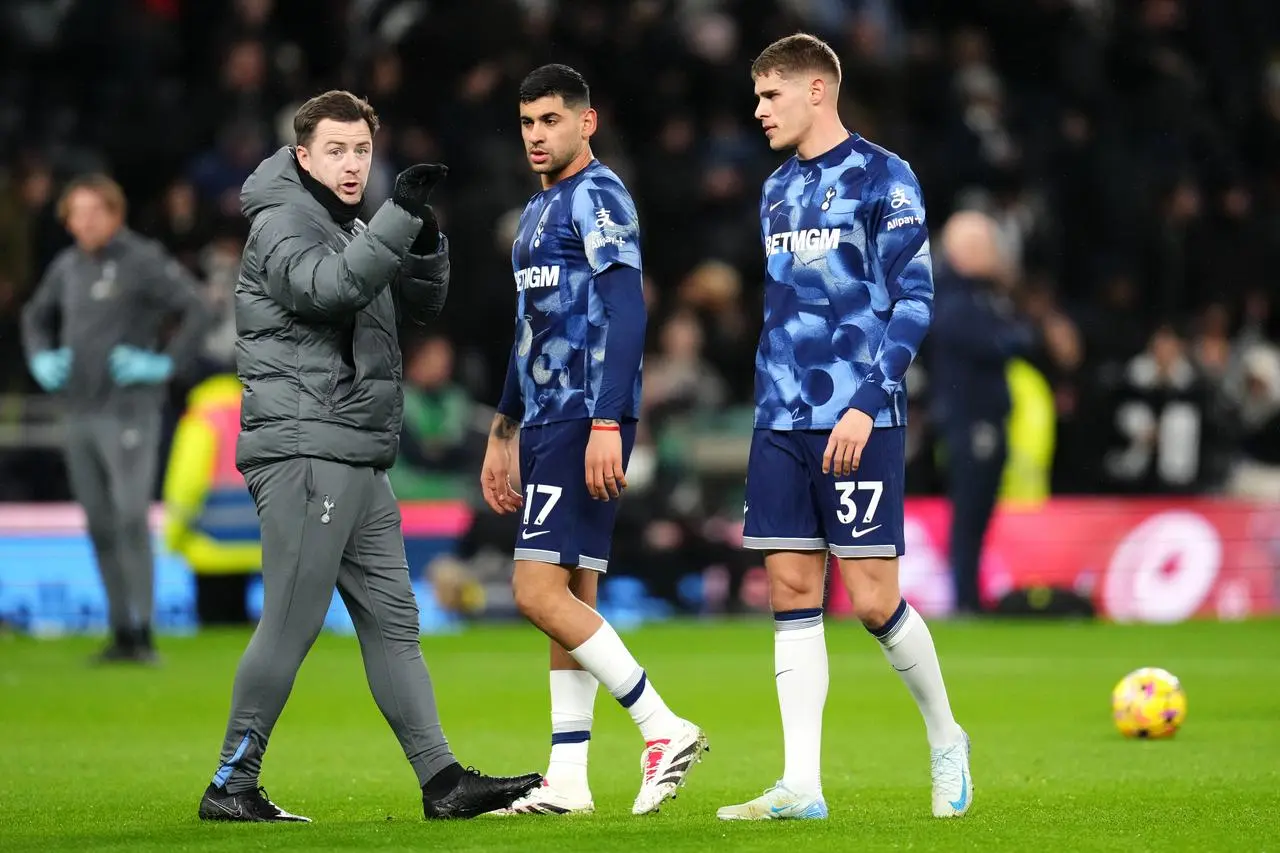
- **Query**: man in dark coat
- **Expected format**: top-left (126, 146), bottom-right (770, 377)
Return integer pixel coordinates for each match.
top-left (199, 89), bottom-right (540, 824)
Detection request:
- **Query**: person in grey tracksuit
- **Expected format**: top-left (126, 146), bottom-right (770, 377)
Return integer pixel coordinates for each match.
top-left (198, 90), bottom-right (540, 825)
top-left (21, 173), bottom-right (206, 662)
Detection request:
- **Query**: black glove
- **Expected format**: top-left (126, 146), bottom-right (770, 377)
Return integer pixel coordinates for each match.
top-left (411, 204), bottom-right (441, 255)
top-left (392, 163), bottom-right (448, 220)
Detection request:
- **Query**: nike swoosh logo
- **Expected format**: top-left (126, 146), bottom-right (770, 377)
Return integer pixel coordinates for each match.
top-left (769, 200), bottom-right (784, 211)
top-left (207, 799), bottom-right (244, 819)
top-left (949, 771), bottom-right (968, 811)
top-left (521, 529), bottom-right (550, 540)
top-left (849, 525), bottom-right (882, 539)
top-left (774, 669), bottom-right (793, 679)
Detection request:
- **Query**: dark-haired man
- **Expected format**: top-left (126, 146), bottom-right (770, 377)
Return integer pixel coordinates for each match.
top-left (481, 64), bottom-right (707, 817)
top-left (199, 89), bottom-right (541, 824)
top-left (719, 34), bottom-right (970, 821)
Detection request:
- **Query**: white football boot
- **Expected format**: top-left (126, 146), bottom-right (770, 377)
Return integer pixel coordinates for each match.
top-left (931, 730), bottom-right (973, 818)
top-left (716, 781), bottom-right (829, 821)
top-left (488, 778), bottom-right (595, 816)
top-left (631, 719), bottom-right (709, 815)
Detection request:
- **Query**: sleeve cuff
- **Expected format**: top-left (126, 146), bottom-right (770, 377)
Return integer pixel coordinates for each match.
top-left (848, 381), bottom-right (891, 418)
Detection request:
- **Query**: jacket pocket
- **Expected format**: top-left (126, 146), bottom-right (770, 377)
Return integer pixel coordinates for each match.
top-left (336, 311), bottom-right (391, 406)
top-left (323, 367), bottom-right (338, 406)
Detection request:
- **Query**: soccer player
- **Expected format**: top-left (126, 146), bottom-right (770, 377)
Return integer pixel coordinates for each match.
top-left (717, 34), bottom-right (972, 821)
top-left (480, 64), bottom-right (708, 816)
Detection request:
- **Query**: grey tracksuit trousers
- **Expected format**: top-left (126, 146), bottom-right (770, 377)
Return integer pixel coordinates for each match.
top-left (212, 457), bottom-right (455, 791)
top-left (63, 408), bottom-right (162, 633)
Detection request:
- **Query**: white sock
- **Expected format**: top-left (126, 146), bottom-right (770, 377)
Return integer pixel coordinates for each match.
top-left (871, 599), bottom-right (964, 748)
top-left (546, 669), bottom-right (597, 791)
top-left (569, 619), bottom-right (681, 741)
top-left (774, 608), bottom-right (827, 796)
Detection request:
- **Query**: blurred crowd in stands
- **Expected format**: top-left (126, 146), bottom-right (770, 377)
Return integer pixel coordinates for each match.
top-left (1, 0), bottom-right (1277, 537)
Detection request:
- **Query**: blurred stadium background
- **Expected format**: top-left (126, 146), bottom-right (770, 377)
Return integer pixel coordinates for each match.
top-left (3, 2), bottom-right (1280, 850)
top-left (1, 0), bottom-right (1276, 631)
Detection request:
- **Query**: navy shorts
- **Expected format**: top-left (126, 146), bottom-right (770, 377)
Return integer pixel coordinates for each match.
top-left (743, 427), bottom-right (905, 559)
top-left (514, 419), bottom-right (637, 572)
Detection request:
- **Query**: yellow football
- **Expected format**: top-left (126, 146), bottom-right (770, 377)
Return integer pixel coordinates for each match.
top-left (1112, 667), bottom-right (1187, 739)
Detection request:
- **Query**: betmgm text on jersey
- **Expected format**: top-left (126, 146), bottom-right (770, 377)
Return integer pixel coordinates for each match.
top-left (764, 187), bottom-right (922, 257)
top-left (515, 208), bottom-right (628, 292)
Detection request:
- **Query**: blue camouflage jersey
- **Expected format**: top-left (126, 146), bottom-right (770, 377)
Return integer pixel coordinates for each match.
top-left (755, 132), bottom-right (934, 430)
top-left (508, 160), bottom-right (644, 427)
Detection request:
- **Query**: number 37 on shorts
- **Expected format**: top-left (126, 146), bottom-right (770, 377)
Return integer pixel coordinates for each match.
top-left (741, 427), bottom-right (906, 559)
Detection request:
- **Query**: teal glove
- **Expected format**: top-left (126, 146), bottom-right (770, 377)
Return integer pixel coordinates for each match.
top-left (30, 348), bottom-right (72, 392)
top-left (109, 345), bottom-right (173, 386)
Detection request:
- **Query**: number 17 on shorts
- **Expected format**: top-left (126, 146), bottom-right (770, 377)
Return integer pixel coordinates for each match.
top-left (742, 427), bottom-right (906, 559)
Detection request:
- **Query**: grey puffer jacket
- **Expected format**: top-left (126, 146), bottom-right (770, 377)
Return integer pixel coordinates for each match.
top-left (234, 146), bottom-right (449, 472)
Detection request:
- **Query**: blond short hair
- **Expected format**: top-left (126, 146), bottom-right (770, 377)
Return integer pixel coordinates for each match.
top-left (752, 33), bottom-right (842, 85)
top-left (57, 174), bottom-right (127, 223)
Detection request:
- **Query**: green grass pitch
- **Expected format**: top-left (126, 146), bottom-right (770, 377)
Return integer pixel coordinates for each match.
top-left (2, 618), bottom-right (1278, 852)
